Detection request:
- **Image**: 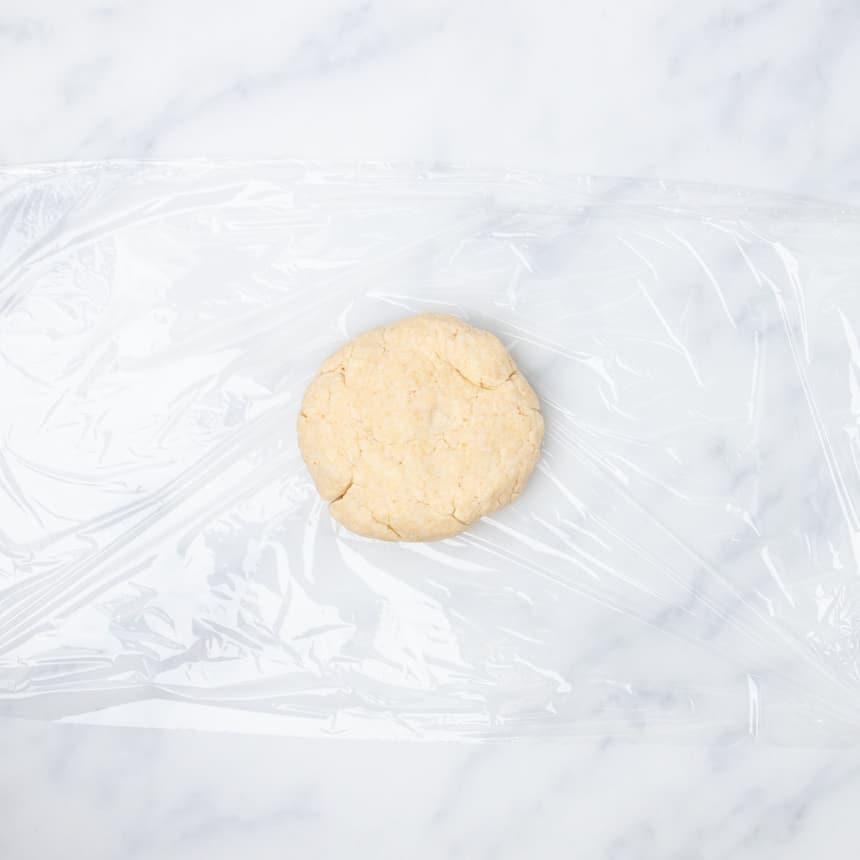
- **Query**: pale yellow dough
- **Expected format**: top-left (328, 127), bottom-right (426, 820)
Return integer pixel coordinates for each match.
top-left (297, 314), bottom-right (544, 541)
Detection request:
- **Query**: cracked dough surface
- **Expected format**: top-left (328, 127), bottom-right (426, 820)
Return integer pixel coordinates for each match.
top-left (297, 314), bottom-right (544, 541)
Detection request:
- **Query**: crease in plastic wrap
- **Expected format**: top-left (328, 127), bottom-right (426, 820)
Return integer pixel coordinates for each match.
top-left (1, 161), bottom-right (860, 744)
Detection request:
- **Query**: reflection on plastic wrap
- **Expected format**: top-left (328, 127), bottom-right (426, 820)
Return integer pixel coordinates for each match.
top-left (1, 161), bottom-right (859, 742)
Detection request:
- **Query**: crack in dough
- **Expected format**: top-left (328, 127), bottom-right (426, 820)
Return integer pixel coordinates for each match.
top-left (297, 313), bottom-right (544, 541)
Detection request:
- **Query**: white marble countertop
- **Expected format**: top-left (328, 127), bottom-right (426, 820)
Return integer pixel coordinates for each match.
top-left (2, 2), bottom-right (860, 858)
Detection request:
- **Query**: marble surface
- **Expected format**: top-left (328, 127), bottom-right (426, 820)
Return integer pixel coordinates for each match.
top-left (3, 718), bottom-right (860, 860)
top-left (2, 0), bottom-right (860, 202)
top-left (2, 1), bottom-right (860, 858)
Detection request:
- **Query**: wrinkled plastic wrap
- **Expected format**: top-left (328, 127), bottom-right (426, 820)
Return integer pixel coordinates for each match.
top-left (1, 161), bottom-right (859, 743)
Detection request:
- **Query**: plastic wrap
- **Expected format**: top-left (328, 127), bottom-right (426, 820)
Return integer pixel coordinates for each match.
top-left (1, 161), bottom-right (859, 743)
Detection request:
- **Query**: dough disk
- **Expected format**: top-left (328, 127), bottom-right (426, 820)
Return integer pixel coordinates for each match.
top-left (297, 314), bottom-right (544, 541)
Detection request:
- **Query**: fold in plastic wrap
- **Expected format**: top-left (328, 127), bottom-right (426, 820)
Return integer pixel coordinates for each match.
top-left (1, 161), bottom-right (859, 742)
